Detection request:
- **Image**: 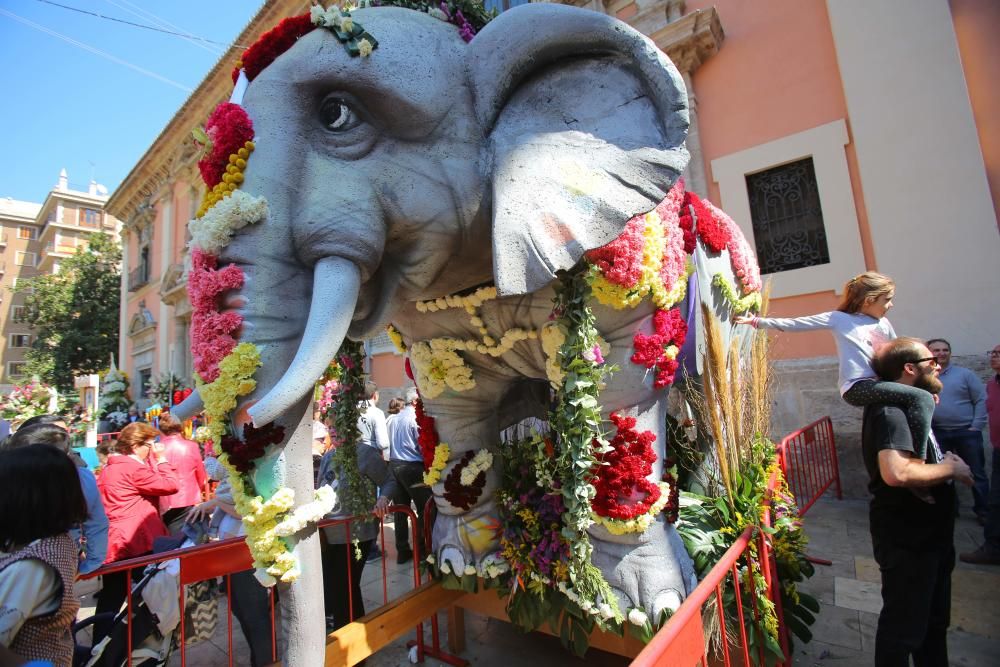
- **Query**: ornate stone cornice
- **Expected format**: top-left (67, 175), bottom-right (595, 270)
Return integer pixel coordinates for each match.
top-left (106, 0), bottom-right (312, 225)
top-left (159, 262), bottom-right (188, 305)
top-left (646, 7), bottom-right (723, 73)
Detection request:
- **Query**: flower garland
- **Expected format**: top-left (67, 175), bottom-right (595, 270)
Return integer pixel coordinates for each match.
top-left (415, 398), bottom-right (439, 469)
top-left (221, 422), bottom-right (286, 474)
top-left (409, 341), bottom-right (476, 399)
top-left (386, 324), bottom-right (406, 353)
top-left (422, 442), bottom-right (450, 486)
top-left (592, 482), bottom-right (671, 535)
top-left (233, 14), bottom-right (316, 84)
top-left (630, 307), bottom-right (688, 388)
top-left (357, 0), bottom-right (497, 42)
top-left (189, 190), bottom-right (268, 255)
top-left (443, 449), bottom-right (488, 510)
top-left (460, 449), bottom-right (493, 486)
top-left (590, 413), bottom-right (661, 523)
top-left (273, 485), bottom-right (337, 538)
top-left (194, 103), bottom-right (255, 188)
top-left (546, 269), bottom-right (622, 623)
top-left (197, 342), bottom-right (261, 447)
top-left (189, 250), bottom-right (245, 383)
top-left (326, 340), bottom-right (377, 519)
top-left (682, 190), bottom-right (762, 297)
top-left (587, 181), bottom-right (689, 311)
top-left (1, 380), bottom-right (59, 423)
top-left (310, 4), bottom-right (377, 57)
top-left (713, 273), bottom-right (763, 313)
top-left (541, 323), bottom-right (610, 389)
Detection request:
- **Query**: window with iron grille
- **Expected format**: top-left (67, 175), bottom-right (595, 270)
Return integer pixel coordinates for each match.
top-left (745, 158), bottom-right (830, 275)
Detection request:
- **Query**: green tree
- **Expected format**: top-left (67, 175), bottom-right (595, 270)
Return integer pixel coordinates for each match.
top-left (13, 232), bottom-right (121, 391)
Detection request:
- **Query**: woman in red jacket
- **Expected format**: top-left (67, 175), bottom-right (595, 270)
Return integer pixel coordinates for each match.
top-left (94, 422), bottom-right (179, 642)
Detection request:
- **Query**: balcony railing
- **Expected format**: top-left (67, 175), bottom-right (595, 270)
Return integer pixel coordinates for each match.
top-left (128, 264), bottom-right (150, 291)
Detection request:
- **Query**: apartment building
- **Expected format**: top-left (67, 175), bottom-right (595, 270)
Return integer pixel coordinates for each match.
top-left (0, 169), bottom-right (121, 391)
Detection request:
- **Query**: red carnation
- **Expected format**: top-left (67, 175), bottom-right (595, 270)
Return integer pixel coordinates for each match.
top-left (221, 422), bottom-right (285, 473)
top-left (198, 103), bottom-right (254, 188)
top-left (585, 213), bottom-right (646, 287)
top-left (591, 413), bottom-right (661, 520)
top-left (686, 191), bottom-right (730, 253)
top-left (415, 398), bottom-right (439, 470)
top-left (631, 307), bottom-right (688, 388)
top-left (233, 14), bottom-right (316, 84)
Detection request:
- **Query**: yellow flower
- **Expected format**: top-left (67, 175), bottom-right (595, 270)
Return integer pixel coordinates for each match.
top-left (358, 38), bottom-right (373, 57)
top-left (423, 443), bottom-right (450, 486)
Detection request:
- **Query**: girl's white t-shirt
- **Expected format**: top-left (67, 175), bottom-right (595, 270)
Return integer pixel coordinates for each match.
top-left (756, 311), bottom-right (896, 395)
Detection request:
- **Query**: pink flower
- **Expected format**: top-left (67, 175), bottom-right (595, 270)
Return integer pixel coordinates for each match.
top-left (188, 248), bottom-right (246, 383)
top-left (583, 344), bottom-right (605, 365)
top-left (585, 214), bottom-right (646, 288)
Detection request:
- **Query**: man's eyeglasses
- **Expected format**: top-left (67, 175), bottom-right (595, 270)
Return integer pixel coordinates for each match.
top-left (909, 356), bottom-right (938, 366)
top-left (989, 351), bottom-right (1000, 357)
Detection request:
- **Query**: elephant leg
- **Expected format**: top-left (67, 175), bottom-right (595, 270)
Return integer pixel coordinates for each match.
top-left (588, 400), bottom-right (697, 621)
top-left (423, 388), bottom-right (505, 576)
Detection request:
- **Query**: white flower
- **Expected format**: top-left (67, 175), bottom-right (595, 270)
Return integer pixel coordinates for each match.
top-left (598, 603), bottom-right (614, 620)
top-left (579, 600), bottom-right (593, 612)
top-left (463, 565), bottom-right (476, 576)
top-left (425, 554), bottom-right (435, 565)
top-left (341, 17), bottom-right (354, 32)
top-left (628, 608), bottom-right (648, 626)
top-left (188, 190), bottom-right (268, 255)
top-left (440, 562), bottom-right (452, 575)
top-left (309, 5), bottom-right (325, 24)
top-left (358, 38), bottom-right (373, 57)
top-left (426, 7), bottom-right (448, 21)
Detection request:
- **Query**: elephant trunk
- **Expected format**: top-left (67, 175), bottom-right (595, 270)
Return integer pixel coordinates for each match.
top-left (248, 255), bottom-right (361, 427)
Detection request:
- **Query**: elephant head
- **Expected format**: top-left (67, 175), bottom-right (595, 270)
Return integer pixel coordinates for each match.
top-left (198, 4), bottom-right (691, 429)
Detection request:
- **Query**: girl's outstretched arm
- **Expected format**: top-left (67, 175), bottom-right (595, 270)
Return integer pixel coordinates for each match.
top-left (734, 312), bottom-right (836, 332)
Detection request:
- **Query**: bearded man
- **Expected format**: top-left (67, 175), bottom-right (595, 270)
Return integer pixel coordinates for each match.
top-left (864, 337), bottom-right (974, 667)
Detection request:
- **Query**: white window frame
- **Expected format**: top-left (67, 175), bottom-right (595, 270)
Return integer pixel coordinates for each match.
top-left (8, 334), bottom-right (30, 348)
top-left (15, 251), bottom-right (36, 267)
top-left (7, 362), bottom-right (26, 378)
top-left (710, 119), bottom-right (866, 298)
top-left (17, 226), bottom-right (37, 241)
top-left (11, 305), bottom-right (26, 321)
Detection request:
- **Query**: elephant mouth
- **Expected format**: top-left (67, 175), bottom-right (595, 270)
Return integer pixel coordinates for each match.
top-left (348, 265), bottom-right (399, 338)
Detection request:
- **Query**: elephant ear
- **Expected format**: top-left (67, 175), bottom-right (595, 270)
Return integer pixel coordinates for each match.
top-left (467, 4), bottom-right (690, 296)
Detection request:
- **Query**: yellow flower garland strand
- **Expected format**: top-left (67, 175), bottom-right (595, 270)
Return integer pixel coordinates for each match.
top-left (423, 443), bottom-right (451, 486)
top-left (197, 141), bottom-right (256, 218)
top-left (713, 273), bottom-right (762, 313)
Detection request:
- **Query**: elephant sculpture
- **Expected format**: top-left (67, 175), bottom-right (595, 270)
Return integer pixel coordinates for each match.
top-left (177, 2), bottom-right (763, 662)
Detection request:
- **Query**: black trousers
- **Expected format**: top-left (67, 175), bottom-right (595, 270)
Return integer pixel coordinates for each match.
top-left (228, 568), bottom-right (275, 667)
top-left (388, 460), bottom-right (432, 555)
top-left (321, 539), bottom-right (373, 630)
top-left (871, 528), bottom-right (954, 667)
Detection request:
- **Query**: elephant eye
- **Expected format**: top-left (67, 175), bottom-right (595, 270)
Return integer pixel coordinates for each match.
top-left (319, 96), bottom-right (360, 132)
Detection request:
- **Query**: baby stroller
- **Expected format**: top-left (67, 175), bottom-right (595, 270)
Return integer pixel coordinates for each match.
top-left (74, 530), bottom-right (211, 667)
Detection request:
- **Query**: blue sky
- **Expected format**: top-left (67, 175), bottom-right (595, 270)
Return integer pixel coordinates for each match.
top-left (0, 0), bottom-right (265, 203)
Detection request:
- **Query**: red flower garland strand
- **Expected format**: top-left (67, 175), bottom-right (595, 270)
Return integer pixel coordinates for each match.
top-left (198, 103), bottom-right (255, 188)
top-left (232, 14), bottom-right (315, 84)
top-left (584, 213), bottom-right (646, 288)
top-left (630, 307), bottom-right (688, 388)
top-left (188, 249), bottom-right (245, 383)
top-left (415, 398), bottom-right (439, 471)
top-left (591, 412), bottom-right (660, 520)
top-left (683, 191), bottom-right (731, 253)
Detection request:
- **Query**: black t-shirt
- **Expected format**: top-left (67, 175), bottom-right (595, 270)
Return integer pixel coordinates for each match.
top-left (861, 404), bottom-right (955, 550)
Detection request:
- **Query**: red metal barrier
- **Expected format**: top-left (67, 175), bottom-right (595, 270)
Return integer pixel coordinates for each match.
top-left (80, 506), bottom-right (424, 667)
top-left (632, 470), bottom-right (788, 667)
top-left (776, 416), bottom-right (841, 516)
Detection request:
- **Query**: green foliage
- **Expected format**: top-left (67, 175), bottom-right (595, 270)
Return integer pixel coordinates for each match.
top-left (12, 233), bottom-right (121, 391)
top-left (327, 341), bottom-right (376, 519)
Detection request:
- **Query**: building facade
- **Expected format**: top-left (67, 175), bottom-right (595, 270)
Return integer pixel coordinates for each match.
top-left (108, 0), bottom-right (999, 470)
top-left (0, 169), bottom-right (120, 391)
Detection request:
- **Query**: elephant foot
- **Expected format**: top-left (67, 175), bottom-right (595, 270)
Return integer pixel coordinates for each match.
top-left (428, 499), bottom-right (506, 579)
top-left (589, 517), bottom-right (697, 625)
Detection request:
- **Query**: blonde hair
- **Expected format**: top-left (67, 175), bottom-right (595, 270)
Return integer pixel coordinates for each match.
top-left (836, 272), bottom-right (894, 314)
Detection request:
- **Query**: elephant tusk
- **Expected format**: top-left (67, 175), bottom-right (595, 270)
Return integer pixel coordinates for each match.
top-left (171, 388), bottom-right (204, 422)
top-left (248, 256), bottom-right (361, 427)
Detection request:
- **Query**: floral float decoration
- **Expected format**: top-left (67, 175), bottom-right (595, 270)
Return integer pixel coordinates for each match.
top-left (99, 365), bottom-right (131, 429)
top-left (1, 379), bottom-right (60, 425)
